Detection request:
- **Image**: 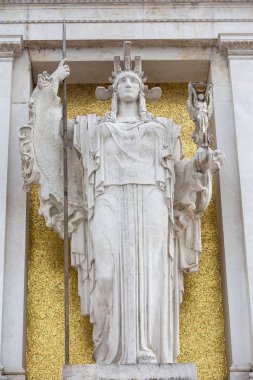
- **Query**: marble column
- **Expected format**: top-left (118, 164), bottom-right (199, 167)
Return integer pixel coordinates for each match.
top-left (210, 34), bottom-right (253, 380)
top-left (0, 36), bottom-right (31, 380)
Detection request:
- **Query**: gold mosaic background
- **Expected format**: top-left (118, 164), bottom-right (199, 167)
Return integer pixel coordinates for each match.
top-left (26, 84), bottom-right (227, 380)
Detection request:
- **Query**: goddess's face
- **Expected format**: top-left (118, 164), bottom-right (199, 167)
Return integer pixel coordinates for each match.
top-left (117, 75), bottom-right (140, 103)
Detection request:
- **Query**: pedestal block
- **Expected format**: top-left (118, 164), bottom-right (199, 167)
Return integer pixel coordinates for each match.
top-left (63, 363), bottom-right (198, 380)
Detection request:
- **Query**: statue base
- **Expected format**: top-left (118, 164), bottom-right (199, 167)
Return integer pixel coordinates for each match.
top-left (63, 363), bottom-right (198, 380)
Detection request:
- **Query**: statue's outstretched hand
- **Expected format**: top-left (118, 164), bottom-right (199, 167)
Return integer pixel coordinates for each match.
top-left (210, 149), bottom-right (225, 174)
top-left (194, 147), bottom-right (225, 174)
top-left (194, 147), bottom-right (212, 174)
top-left (52, 58), bottom-right (70, 82)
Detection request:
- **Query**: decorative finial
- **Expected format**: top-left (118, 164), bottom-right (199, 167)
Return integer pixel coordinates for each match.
top-left (113, 56), bottom-right (121, 76)
top-left (123, 41), bottom-right (132, 71)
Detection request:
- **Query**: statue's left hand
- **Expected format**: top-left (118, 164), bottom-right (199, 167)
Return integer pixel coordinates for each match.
top-left (210, 149), bottom-right (225, 174)
top-left (194, 147), bottom-right (225, 174)
top-left (194, 147), bottom-right (212, 174)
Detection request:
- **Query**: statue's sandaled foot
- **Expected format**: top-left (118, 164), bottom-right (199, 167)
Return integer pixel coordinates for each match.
top-left (137, 350), bottom-right (157, 364)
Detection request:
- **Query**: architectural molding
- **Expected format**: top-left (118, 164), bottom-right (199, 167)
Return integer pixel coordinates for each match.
top-left (0, 36), bottom-right (23, 57)
top-left (1, 0), bottom-right (253, 3)
top-left (1, 18), bottom-right (253, 24)
top-left (219, 33), bottom-right (253, 56)
top-left (229, 364), bottom-right (252, 372)
top-left (0, 366), bottom-right (6, 380)
top-left (1, 4), bottom-right (253, 47)
top-left (2, 368), bottom-right (26, 376)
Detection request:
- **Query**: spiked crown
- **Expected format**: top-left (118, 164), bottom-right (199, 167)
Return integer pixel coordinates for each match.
top-left (95, 41), bottom-right (162, 101)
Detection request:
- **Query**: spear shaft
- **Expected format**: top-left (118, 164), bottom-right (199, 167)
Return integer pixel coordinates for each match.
top-left (62, 20), bottom-right (70, 365)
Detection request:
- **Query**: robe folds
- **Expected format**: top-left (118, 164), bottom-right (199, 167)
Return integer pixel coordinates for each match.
top-left (70, 115), bottom-right (211, 364)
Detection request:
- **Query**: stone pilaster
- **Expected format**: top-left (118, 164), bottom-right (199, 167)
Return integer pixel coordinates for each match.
top-left (0, 35), bottom-right (29, 380)
top-left (0, 39), bottom-right (16, 380)
top-left (216, 33), bottom-right (253, 380)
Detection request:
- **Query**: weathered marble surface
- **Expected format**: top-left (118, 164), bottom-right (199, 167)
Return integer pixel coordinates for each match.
top-left (63, 363), bottom-right (198, 380)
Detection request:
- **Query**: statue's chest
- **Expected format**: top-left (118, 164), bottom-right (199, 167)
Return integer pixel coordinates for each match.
top-left (101, 123), bottom-right (163, 162)
top-left (97, 122), bottom-right (168, 185)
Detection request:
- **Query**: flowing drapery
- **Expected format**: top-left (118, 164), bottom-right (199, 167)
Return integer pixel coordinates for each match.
top-left (71, 116), bottom-right (208, 363)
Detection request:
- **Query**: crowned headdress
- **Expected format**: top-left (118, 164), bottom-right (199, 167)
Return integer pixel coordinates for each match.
top-left (95, 41), bottom-right (162, 121)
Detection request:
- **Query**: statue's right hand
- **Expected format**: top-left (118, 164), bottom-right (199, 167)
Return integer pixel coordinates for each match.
top-left (52, 58), bottom-right (70, 81)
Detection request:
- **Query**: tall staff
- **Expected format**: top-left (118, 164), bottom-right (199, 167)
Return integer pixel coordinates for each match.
top-left (62, 20), bottom-right (70, 365)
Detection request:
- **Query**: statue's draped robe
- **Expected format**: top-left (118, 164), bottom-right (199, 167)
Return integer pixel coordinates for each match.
top-left (20, 82), bottom-right (212, 364)
top-left (71, 115), bottom-right (211, 363)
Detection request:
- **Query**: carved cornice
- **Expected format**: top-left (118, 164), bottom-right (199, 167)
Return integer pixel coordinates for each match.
top-left (1, 0), bottom-right (252, 3)
top-left (1, 18), bottom-right (253, 25)
top-left (219, 33), bottom-right (253, 56)
top-left (0, 35), bottom-right (23, 58)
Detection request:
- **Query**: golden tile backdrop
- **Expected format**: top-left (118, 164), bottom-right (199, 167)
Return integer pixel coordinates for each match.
top-left (26, 84), bottom-right (227, 380)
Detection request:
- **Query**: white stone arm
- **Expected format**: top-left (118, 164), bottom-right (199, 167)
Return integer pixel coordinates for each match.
top-left (172, 156), bottom-right (212, 275)
top-left (50, 58), bottom-right (70, 95)
top-left (173, 147), bottom-right (224, 274)
top-left (173, 156), bottom-right (212, 234)
top-left (168, 120), bottom-right (225, 278)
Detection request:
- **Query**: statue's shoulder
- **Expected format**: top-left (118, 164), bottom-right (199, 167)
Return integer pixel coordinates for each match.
top-left (76, 114), bottom-right (101, 126)
top-left (75, 114), bottom-right (104, 139)
top-left (155, 117), bottom-right (181, 139)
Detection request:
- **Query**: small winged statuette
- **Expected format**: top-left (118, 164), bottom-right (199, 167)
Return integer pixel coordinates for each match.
top-left (187, 82), bottom-right (213, 148)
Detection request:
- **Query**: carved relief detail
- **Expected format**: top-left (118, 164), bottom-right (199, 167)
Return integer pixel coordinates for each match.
top-left (19, 100), bottom-right (39, 190)
top-left (0, 36), bottom-right (23, 57)
top-left (219, 35), bottom-right (253, 56)
top-left (19, 125), bottom-right (37, 191)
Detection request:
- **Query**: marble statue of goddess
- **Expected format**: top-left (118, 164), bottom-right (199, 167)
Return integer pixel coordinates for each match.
top-left (19, 42), bottom-right (224, 365)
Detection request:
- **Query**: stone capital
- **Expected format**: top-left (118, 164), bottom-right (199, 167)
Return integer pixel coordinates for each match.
top-left (218, 33), bottom-right (253, 57)
top-left (0, 36), bottom-right (23, 59)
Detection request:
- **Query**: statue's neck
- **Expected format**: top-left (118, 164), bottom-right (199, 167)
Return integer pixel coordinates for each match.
top-left (117, 101), bottom-right (140, 122)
